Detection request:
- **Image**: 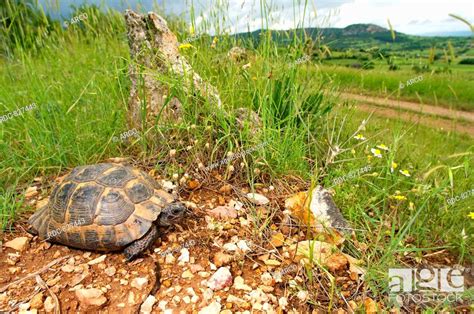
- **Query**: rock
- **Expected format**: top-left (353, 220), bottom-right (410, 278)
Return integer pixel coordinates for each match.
top-left (87, 255), bottom-right (107, 265)
top-left (227, 294), bottom-right (249, 308)
top-left (190, 264), bottom-right (204, 273)
top-left (198, 301), bottom-right (221, 314)
top-left (182, 270), bottom-right (194, 279)
top-left (61, 264), bottom-right (75, 273)
top-left (161, 180), bottom-right (176, 192)
top-left (297, 290), bottom-right (309, 302)
top-left (140, 295), bottom-right (157, 314)
top-left (44, 296), bottom-right (55, 312)
top-left (177, 248), bottom-right (190, 264)
top-left (223, 243), bottom-right (238, 252)
top-left (25, 186), bottom-right (38, 199)
top-left (131, 277), bottom-right (149, 289)
top-left (233, 276), bottom-right (252, 291)
top-left (285, 186), bottom-right (350, 231)
top-left (124, 10), bottom-right (221, 129)
top-left (213, 252), bottom-right (233, 267)
top-left (261, 272), bottom-right (275, 286)
top-left (264, 259), bottom-right (281, 266)
top-left (128, 291), bottom-right (137, 305)
top-left (104, 266), bottom-right (116, 277)
top-left (30, 292), bottom-right (44, 309)
top-left (278, 297), bottom-right (288, 310)
top-left (165, 254), bottom-right (176, 264)
top-left (246, 193), bottom-right (269, 205)
top-left (4, 237), bottom-right (30, 251)
top-left (207, 267), bottom-right (233, 291)
top-left (236, 240), bottom-right (252, 253)
top-left (229, 199), bottom-right (244, 211)
top-left (207, 206), bottom-right (237, 219)
top-left (75, 288), bottom-right (107, 307)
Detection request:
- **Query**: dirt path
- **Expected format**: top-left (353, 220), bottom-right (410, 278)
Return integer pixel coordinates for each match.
top-left (341, 92), bottom-right (474, 137)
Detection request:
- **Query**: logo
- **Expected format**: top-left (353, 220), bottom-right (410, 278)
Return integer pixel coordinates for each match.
top-left (388, 268), bottom-right (464, 305)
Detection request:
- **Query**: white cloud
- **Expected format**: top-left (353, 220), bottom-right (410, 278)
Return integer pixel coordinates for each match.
top-left (189, 0), bottom-right (473, 35)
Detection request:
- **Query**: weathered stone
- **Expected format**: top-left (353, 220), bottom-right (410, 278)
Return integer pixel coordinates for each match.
top-left (124, 10), bottom-right (221, 129)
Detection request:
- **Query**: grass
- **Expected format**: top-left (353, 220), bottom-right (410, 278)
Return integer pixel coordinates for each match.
top-left (0, 0), bottom-right (473, 311)
top-left (315, 63), bottom-right (474, 111)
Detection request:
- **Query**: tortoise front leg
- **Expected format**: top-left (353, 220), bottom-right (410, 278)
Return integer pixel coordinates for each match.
top-left (124, 224), bottom-right (160, 261)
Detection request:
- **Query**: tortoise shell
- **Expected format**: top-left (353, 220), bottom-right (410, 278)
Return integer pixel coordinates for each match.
top-left (28, 163), bottom-right (176, 251)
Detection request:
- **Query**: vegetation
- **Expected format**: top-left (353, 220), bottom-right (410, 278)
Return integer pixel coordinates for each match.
top-left (0, 0), bottom-right (472, 312)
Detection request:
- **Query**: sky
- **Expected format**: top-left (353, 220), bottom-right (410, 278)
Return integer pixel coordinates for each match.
top-left (38, 0), bottom-right (474, 35)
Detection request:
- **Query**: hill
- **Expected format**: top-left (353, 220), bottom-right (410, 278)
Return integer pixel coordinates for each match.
top-left (234, 23), bottom-right (472, 52)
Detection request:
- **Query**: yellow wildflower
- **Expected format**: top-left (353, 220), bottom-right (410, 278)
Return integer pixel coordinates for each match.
top-left (354, 134), bottom-right (366, 141)
top-left (399, 169), bottom-right (411, 177)
top-left (371, 148), bottom-right (382, 158)
top-left (351, 148), bottom-right (356, 155)
top-left (179, 43), bottom-right (194, 50)
top-left (377, 144), bottom-right (389, 151)
top-left (189, 25), bottom-right (195, 35)
top-left (251, 76), bottom-right (257, 81)
top-left (391, 195), bottom-right (407, 201)
top-left (212, 37), bottom-right (218, 44)
top-left (367, 155), bottom-right (373, 162)
top-left (390, 162), bottom-right (398, 173)
top-left (409, 201), bottom-right (414, 210)
top-left (468, 212), bottom-right (474, 219)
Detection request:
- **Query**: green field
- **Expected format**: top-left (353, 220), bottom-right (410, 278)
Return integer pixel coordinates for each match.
top-left (1, 0), bottom-right (473, 311)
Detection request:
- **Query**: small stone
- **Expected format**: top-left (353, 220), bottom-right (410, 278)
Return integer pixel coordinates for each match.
top-left (75, 288), bottom-right (107, 307)
top-left (198, 301), bottom-right (221, 314)
top-left (264, 259), bottom-right (281, 266)
top-left (213, 252), bottom-right (233, 267)
top-left (233, 276), bottom-right (252, 291)
top-left (236, 240), bottom-right (251, 253)
top-left (120, 279), bottom-right (128, 285)
top-left (207, 267), bottom-right (233, 291)
top-left (278, 297), bottom-right (288, 310)
top-left (131, 277), bottom-right (148, 289)
top-left (87, 255), bottom-right (107, 265)
top-left (172, 295), bottom-right (181, 304)
top-left (83, 252), bottom-right (92, 258)
top-left (297, 290), bottom-right (309, 302)
top-left (198, 271), bottom-right (210, 278)
top-left (207, 206), bottom-right (237, 219)
top-left (178, 248), bottom-right (190, 264)
top-left (223, 243), bottom-right (238, 252)
top-left (128, 291), bottom-right (136, 305)
top-left (25, 186), bottom-right (39, 199)
top-left (61, 264), bottom-right (75, 273)
top-left (44, 296), bottom-right (55, 312)
top-left (182, 296), bottom-right (191, 304)
top-left (165, 254), bottom-right (175, 264)
top-left (182, 270), bottom-right (194, 279)
top-left (4, 237), bottom-right (30, 251)
top-left (190, 264), bottom-right (204, 273)
top-left (246, 193), bottom-right (269, 205)
top-left (140, 295), bottom-right (157, 314)
top-left (30, 292), bottom-right (44, 309)
top-left (261, 272), bottom-right (274, 286)
top-left (227, 294), bottom-right (248, 307)
top-left (104, 266), bottom-right (116, 277)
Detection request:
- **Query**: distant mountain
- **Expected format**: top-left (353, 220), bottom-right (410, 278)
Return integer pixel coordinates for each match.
top-left (233, 23), bottom-right (472, 51)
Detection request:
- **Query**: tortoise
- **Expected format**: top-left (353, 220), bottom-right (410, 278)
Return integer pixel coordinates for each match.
top-left (28, 163), bottom-right (187, 260)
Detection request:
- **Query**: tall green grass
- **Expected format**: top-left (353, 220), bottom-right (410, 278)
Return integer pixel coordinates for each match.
top-left (0, 0), bottom-right (472, 310)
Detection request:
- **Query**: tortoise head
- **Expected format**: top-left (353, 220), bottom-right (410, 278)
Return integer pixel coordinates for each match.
top-left (158, 202), bottom-right (187, 226)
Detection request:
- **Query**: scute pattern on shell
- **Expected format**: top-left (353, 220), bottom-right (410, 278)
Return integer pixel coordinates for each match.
top-left (28, 163), bottom-right (173, 251)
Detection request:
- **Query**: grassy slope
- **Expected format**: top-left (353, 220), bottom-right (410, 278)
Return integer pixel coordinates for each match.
top-left (0, 8), bottom-right (473, 310)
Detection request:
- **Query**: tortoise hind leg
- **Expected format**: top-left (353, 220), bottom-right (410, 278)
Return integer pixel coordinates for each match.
top-left (124, 224), bottom-right (159, 261)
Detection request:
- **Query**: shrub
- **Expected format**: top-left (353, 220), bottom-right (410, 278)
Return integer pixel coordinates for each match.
top-left (459, 58), bottom-right (474, 65)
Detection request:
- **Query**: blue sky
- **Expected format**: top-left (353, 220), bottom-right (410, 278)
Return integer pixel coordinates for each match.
top-left (38, 0), bottom-right (474, 35)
